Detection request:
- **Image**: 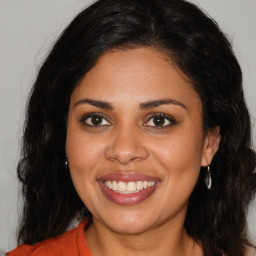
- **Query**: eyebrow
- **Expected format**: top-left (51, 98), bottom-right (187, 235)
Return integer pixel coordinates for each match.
top-left (139, 99), bottom-right (187, 110)
top-left (73, 98), bottom-right (113, 110)
top-left (73, 98), bottom-right (186, 111)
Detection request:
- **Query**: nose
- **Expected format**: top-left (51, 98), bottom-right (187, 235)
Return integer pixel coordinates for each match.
top-left (105, 126), bottom-right (148, 165)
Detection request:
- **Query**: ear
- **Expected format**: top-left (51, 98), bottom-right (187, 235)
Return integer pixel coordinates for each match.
top-left (201, 127), bottom-right (220, 167)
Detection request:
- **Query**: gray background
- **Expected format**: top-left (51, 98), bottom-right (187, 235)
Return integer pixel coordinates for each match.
top-left (0, 0), bottom-right (255, 253)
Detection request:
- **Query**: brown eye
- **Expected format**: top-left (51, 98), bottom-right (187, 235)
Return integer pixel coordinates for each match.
top-left (91, 115), bottom-right (103, 125)
top-left (84, 114), bottom-right (111, 126)
top-left (145, 114), bottom-right (175, 128)
top-left (152, 116), bottom-right (166, 126)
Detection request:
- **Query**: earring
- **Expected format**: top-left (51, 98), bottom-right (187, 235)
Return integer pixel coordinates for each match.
top-left (205, 166), bottom-right (212, 190)
top-left (65, 156), bottom-right (68, 169)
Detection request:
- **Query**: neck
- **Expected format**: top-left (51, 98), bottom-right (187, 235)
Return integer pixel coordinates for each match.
top-left (85, 215), bottom-right (201, 256)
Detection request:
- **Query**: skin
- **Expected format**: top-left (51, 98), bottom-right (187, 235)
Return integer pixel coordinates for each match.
top-left (66, 47), bottom-right (219, 256)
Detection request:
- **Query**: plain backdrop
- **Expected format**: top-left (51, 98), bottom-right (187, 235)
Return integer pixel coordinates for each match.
top-left (0, 0), bottom-right (255, 252)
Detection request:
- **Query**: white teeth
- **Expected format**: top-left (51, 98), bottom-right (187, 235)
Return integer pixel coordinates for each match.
top-left (112, 181), bottom-right (118, 191)
top-left (104, 181), bottom-right (156, 193)
top-left (118, 181), bottom-right (126, 192)
top-left (106, 181), bottom-right (112, 189)
top-left (149, 181), bottom-right (154, 187)
top-left (127, 182), bottom-right (137, 192)
top-left (137, 181), bottom-right (143, 190)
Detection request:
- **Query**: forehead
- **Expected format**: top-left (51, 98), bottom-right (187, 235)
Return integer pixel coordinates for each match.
top-left (71, 47), bottom-right (201, 112)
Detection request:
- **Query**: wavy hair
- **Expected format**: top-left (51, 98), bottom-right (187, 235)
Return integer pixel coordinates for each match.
top-left (17, 0), bottom-right (256, 255)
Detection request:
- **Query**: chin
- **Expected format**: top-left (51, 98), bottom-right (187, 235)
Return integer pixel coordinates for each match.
top-left (100, 211), bottom-right (157, 235)
top-left (109, 221), bottom-right (152, 235)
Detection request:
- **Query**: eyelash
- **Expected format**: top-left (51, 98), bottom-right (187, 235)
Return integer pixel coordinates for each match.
top-left (80, 113), bottom-right (177, 129)
top-left (144, 113), bottom-right (177, 129)
top-left (80, 113), bottom-right (112, 127)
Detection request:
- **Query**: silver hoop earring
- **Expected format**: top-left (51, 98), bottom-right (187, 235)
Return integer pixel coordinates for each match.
top-left (65, 157), bottom-right (68, 169)
top-left (205, 166), bottom-right (212, 190)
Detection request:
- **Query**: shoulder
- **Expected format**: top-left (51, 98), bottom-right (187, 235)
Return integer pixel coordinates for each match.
top-left (6, 228), bottom-right (78, 256)
top-left (6, 218), bottom-right (91, 256)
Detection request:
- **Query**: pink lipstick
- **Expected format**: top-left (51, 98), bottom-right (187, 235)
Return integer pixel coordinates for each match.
top-left (97, 173), bottom-right (160, 206)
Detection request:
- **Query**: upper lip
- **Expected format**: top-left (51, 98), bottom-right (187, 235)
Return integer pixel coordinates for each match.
top-left (97, 172), bottom-right (160, 182)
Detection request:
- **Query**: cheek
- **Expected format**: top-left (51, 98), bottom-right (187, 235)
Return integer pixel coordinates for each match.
top-left (149, 132), bottom-right (203, 214)
top-left (66, 123), bottom-right (105, 180)
top-left (150, 127), bottom-right (204, 186)
top-left (154, 131), bottom-right (203, 166)
top-left (65, 127), bottom-right (105, 207)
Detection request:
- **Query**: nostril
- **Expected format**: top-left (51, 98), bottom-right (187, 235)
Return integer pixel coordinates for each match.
top-left (106, 153), bottom-right (145, 165)
top-left (105, 141), bottom-right (148, 165)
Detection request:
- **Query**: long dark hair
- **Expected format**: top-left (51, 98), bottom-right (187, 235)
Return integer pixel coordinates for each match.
top-left (17, 0), bottom-right (256, 255)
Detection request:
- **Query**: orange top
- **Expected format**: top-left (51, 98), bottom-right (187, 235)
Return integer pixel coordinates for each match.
top-left (7, 218), bottom-right (92, 256)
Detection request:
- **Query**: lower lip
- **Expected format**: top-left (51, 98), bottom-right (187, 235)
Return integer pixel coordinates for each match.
top-left (98, 182), bottom-right (158, 206)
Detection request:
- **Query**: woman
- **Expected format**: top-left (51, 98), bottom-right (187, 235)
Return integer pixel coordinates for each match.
top-left (7, 0), bottom-right (256, 255)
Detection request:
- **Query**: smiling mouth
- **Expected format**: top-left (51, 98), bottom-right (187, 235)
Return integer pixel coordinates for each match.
top-left (98, 173), bottom-right (159, 205)
top-left (104, 180), bottom-right (156, 194)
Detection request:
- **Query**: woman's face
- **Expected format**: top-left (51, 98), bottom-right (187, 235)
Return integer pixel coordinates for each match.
top-left (66, 47), bottom-right (217, 234)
